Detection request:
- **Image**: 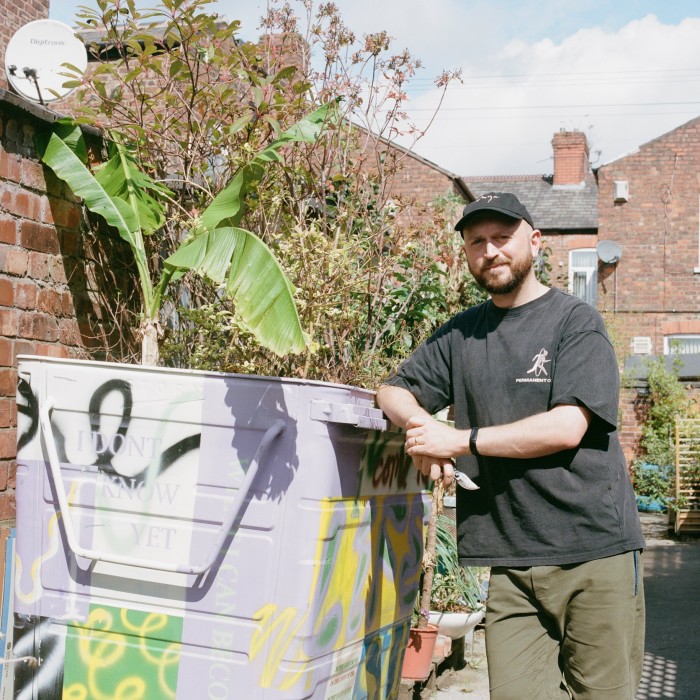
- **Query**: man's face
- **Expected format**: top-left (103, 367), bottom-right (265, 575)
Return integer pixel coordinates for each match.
top-left (461, 215), bottom-right (540, 296)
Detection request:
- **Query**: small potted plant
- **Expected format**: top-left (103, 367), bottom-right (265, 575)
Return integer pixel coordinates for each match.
top-left (428, 513), bottom-right (485, 639)
top-left (400, 481), bottom-right (443, 681)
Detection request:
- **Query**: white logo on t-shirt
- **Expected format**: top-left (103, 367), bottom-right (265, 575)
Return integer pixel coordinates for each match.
top-left (527, 348), bottom-right (550, 377)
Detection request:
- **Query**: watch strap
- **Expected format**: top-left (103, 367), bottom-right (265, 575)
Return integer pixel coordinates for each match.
top-left (469, 426), bottom-right (480, 456)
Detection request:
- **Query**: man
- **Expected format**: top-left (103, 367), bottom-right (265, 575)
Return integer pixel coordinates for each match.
top-left (376, 193), bottom-right (645, 699)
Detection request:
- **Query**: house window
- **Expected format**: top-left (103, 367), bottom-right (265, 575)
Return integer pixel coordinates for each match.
top-left (569, 249), bottom-right (597, 305)
top-left (664, 335), bottom-right (700, 354)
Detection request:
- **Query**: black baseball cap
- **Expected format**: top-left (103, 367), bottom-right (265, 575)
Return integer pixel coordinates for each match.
top-left (454, 192), bottom-right (534, 232)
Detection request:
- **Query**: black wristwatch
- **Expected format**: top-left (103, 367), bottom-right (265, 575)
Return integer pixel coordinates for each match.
top-left (469, 426), bottom-right (480, 456)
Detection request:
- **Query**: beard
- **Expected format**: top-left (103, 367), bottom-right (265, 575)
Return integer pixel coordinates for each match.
top-left (469, 254), bottom-right (533, 295)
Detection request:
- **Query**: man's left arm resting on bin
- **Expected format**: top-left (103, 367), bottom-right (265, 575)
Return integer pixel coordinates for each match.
top-left (376, 384), bottom-right (592, 462)
top-left (375, 384), bottom-right (456, 483)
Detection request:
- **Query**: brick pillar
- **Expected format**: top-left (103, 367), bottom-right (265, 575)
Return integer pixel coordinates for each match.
top-left (552, 131), bottom-right (590, 186)
top-left (0, 0), bottom-right (51, 91)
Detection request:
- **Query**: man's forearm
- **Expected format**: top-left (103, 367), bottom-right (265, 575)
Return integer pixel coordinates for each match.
top-left (376, 384), bottom-right (456, 485)
top-left (474, 405), bottom-right (591, 458)
top-left (375, 384), bottom-right (432, 429)
top-left (403, 403), bottom-right (592, 461)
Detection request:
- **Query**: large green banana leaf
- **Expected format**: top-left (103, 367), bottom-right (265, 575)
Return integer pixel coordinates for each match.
top-left (37, 128), bottom-right (139, 239)
top-left (96, 140), bottom-right (172, 235)
top-left (35, 102), bottom-right (336, 358)
top-left (165, 227), bottom-right (305, 355)
top-left (36, 127), bottom-right (155, 312)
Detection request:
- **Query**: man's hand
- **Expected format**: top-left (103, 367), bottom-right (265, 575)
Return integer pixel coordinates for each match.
top-left (412, 455), bottom-right (456, 486)
top-left (404, 414), bottom-right (468, 460)
top-left (403, 415), bottom-right (467, 487)
top-left (374, 385), bottom-right (458, 486)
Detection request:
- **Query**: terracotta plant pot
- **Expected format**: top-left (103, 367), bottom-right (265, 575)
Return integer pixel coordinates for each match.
top-left (401, 624), bottom-right (439, 681)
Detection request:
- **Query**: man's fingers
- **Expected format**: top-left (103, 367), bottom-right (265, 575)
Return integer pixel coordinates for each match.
top-left (429, 461), bottom-right (443, 482)
top-left (413, 456), bottom-right (456, 488)
top-left (441, 460), bottom-right (455, 486)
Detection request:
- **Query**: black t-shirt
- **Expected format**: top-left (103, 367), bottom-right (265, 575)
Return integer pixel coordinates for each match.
top-left (385, 288), bottom-right (644, 566)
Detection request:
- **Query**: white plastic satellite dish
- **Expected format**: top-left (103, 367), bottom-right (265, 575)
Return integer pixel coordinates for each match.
top-left (4, 19), bottom-right (87, 104)
top-left (597, 240), bottom-right (622, 264)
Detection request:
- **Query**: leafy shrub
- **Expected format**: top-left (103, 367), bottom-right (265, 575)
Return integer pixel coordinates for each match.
top-left (631, 356), bottom-right (695, 509)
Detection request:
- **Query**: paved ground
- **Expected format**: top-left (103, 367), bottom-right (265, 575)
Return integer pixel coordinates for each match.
top-left (400, 513), bottom-right (700, 700)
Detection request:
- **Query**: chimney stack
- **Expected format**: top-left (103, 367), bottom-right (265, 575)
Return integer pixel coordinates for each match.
top-left (552, 131), bottom-right (589, 186)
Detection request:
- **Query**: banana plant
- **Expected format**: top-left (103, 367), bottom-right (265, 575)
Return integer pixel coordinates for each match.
top-left (36, 102), bottom-right (336, 365)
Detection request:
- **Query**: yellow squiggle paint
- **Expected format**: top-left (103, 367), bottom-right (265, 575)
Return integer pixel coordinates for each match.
top-left (118, 609), bottom-right (181, 699)
top-left (250, 494), bottom-right (423, 694)
top-left (76, 608), bottom-right (126, 670)
top-left (66, 606), bottom-right (181, 700)
top-left (250, 603), bottom-right (309, 688)
top-left (15, 511), bottom-right (60, 604)
top-left (157, 645), bottom-right (182, 700)
top-left (251, 499), bottom-right (372, 691)
top-left (62, 684), bottom-right (88, 700)
top-left (89, 674), bottom-right (146, 700)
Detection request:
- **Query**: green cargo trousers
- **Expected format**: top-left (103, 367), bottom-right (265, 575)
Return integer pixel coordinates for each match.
top-left (485, 550), bottom-right (645, 699)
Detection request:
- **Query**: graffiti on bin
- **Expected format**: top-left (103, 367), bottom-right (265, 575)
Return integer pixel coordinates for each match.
top-left (11, 615), bottom-right (65, 699)
top-left (17, 377), bottom-right (201, 487)
top-left (360, 427), bottom-right (430, 495)
top-left (16, 377), bottom-right (38, 452)
top-left (248, 491), bottom-right (425, 693)
top-left (14, 366), bottom-right (428, 699)
top-left (11, 608), bottom-right (183, 700)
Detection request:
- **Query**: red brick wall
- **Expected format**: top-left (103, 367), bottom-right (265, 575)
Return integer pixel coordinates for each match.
top-left (597, 116), bottom-right (700, 460)
top-left (597, 117), bottom-right (700, 356)
top-left (0, 93), bottom-right (83, 585)
top-left (0, 0), bottom-right (51, 91)
top-left (0, 90), bottom-right (140, 609)
top-left (540, 232), bottom-right (599, 292)
top-left (354, 140), bottom-right (461, 227)
top-left (619, 385), bottom-right (700, 466)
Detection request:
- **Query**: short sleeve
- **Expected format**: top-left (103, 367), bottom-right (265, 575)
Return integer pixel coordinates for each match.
top-left (383, 321), bottom-right (455, 415)
top-left (550, 311), bottom-right (619, 430)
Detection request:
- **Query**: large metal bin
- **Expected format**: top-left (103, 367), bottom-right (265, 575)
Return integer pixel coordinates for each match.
top-left (9, 356), bottom-right (429, 699)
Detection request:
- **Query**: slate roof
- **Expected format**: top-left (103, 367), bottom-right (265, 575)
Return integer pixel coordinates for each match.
top-left (456, 174), bottom-right (598, 233)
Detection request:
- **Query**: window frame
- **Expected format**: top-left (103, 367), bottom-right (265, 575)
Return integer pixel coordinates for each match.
top-left (663, 334), bottom-right (700, 355)
top-left (568, 248), bottom-right (598, 305)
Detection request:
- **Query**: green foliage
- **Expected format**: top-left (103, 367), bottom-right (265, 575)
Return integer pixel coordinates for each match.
top-left (631, 356), bottom-right (694, 507)
top-left (60, 0), bottom-right (467, 380)
top-left (430, 570), bottom-right (482, 613)
top-left (432, 514), bottom-right (483, 612)
top-left (37, 104), bottom-right (335, 361)
top-left (535, 241), bottom-right (553, 286)
top-left (630, 463), bottom-right (673, 507)
top-left (412, 512), bottom-right (483, 623)
top-left (638, 357), bottom-right (692, 468)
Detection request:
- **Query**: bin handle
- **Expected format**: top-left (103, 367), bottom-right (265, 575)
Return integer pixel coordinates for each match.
top-left (39, 397), bottom-right (285, 576)
top-left (310, 400), bottom-right (388, 431)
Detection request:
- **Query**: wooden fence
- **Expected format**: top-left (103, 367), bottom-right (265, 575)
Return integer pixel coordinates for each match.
top-left (674, 418), bottom-right (700, 535)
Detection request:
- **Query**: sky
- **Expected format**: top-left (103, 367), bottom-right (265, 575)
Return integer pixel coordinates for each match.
top-left (47, 0), bottom-right (700, 176)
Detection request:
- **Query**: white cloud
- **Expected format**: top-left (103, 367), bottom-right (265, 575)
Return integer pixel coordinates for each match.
top-left (404, 14), bottom-right (700, 175)
top-left (46, 1), bottom-right (700, 176)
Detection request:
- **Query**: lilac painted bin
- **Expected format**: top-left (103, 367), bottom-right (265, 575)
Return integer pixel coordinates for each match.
top-left (10, 356), bottom-right (430, 699)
